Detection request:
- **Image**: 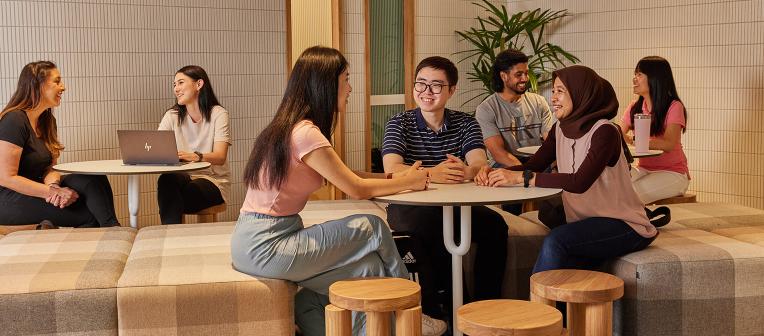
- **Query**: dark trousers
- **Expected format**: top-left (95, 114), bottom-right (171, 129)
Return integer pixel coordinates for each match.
top-left (157, 173), bottom-right (224, 224)
top-left (0, 174), bottom-right (118, 227)
top-left (532, 217), bottom-right (656, 274)
top-left (387, 204), bottom-right (508, 318)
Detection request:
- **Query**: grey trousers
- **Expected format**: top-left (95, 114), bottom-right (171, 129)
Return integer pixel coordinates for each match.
top-left (231, 212), bottom-right (407, 336)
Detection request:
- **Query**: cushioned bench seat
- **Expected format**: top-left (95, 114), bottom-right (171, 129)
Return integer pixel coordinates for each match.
top-left (116, 223), bottom-right (296, 336)
top-left (520, 203), bottom-right (764, 336)
top-left (609, 227), bottom-right (764, 336)
top-left (0, 227), bottom-right (136, 335)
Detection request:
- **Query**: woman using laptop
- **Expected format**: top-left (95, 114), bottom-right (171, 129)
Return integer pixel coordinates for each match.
top-left (157, 65), bottom-right (230, 224)
top-left (230, 46), bottom-right (440, 335)
top-left (0, 61), bottom-right (120, 228)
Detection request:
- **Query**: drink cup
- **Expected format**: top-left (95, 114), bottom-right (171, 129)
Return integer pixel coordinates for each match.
top-left (634, 113), bottom-right (651, 153)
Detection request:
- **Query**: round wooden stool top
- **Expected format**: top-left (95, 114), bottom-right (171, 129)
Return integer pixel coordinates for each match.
top-left (531, 269), bottom-right (624, 303)
top-left (329, 277), bottom-right (420, 312)
top-left (457, 299), bottom-right (562, 336)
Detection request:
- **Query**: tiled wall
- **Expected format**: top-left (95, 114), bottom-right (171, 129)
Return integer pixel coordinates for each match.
top-left (342, 0), bottom-right (366, 170)
top-left (507, 0), bottom-right (764, 209)
top-left (414, 0), bottom-right (506, 113)
top-left (0, 0), bottom-right (287, 226)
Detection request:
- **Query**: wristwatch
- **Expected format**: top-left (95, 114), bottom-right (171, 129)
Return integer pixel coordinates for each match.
top-left (194, 151), bottom-right (203, 162)
top-left (523, 170), bottom-right (534, 188)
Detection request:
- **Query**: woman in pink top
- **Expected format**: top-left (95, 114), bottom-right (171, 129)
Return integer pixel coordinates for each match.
top-left (619, 56), bottom-right (689, 204)
top-left (475, 65), bottom-right (657, 273)
top-left (230, 46), bottom-right (440, 336)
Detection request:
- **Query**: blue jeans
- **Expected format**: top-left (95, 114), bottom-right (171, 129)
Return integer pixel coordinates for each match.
top-left (532, 217), bottom-right (656, 274)
top-left (231, 212), bottom-right (407, 336)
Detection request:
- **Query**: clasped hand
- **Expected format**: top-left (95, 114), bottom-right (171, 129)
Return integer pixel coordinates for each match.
top-left (392, 161), bottom-right (429, 191)
top-left (46, 184), bottom-right (79, 208)
top-left (474, 166), bottom-right (523, 187)
top-left (429, 154), bottom-right (468, 183)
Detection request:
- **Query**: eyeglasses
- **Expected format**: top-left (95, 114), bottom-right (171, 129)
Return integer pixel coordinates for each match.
top-left (414, 81), bottom-right (449, 94)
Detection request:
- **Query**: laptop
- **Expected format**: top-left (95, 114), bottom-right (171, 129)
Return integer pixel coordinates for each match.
top-left (117, 130), bottom-right (183, 165)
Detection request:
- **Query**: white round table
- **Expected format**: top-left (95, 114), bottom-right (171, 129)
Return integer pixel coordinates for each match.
top-left (374, 182), bottom-right (561, 336)
top-left (517, 145), bottom-right (663, 158)
top-left (53, 160), bottom-right (211, 228)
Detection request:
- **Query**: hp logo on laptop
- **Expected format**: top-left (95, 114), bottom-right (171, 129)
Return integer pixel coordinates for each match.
top-left (144, 143), bottom-right (152, 152)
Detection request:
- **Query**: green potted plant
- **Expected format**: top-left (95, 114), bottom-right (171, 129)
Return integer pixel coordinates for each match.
top-left (455, 0), bottom-right (580, 106)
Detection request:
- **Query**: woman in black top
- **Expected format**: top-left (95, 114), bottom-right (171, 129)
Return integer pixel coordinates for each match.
top-left (0, 61), bottom-right (119, 227)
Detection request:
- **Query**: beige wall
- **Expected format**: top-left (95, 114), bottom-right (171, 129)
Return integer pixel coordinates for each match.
top-left (507, 0), bottom-right (764, 209)
top-left (0, 1), bottom-right (288, 226)
top-left (341, 0), bottom-right (367, 171)
top-left (290, 0), bottom-right (334, 66)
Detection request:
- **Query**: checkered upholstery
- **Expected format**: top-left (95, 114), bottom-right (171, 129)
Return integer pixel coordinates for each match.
top-left (116, 223), bottom-right (296, 336)
top-left (520, 203), bottom-right (764, 336)
top-left (0, 227), bottom-right (136, 336)
top-left (608, 203), bottom-right (764, 336)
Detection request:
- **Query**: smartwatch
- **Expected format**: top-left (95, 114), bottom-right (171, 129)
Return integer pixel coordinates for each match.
top-left (194, 151), bottom-right (203, 162)
top-left (523, 170), bottom-right (534, 188)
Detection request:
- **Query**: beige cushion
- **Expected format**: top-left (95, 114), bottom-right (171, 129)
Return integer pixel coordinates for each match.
top-left (0, 227), bottom-right (136, 335)
top-left (117, 223), bottom-right (296, 336)
top-left (489, 206), bottom-right (551, 299)
top-left (607, 203), bottom-right (764, 336)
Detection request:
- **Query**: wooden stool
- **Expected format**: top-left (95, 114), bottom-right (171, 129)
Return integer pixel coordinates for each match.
top-left (650, 193), bottom-right (696, 205)
top-left (183, 203), bottom-right (226, 224)
top-left (327, 277), bottom-right (421, 336)
top-left (457, 299), bottom-right (562, 336)
top-left (530, 270), bottom-right (624, 336)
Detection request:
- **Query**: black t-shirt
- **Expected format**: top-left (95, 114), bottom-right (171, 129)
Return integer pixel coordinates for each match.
top-left (0, 110), bottom-right (53, 186)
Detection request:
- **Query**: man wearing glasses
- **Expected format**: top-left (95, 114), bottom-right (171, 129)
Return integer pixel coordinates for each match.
top-left (382, 56), bottom-right (507, 333)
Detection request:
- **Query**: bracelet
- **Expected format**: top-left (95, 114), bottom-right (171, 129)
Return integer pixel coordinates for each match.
top-left (194, 151), bottom-right (203, 162)
top-left (523, 170), bottom-right (534, 188)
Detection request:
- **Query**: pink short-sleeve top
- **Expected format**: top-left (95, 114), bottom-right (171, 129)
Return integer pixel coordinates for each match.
top-left (240, 120), bottom-right (331, 216)
top-left (621, 100), bottom-right (689, 175)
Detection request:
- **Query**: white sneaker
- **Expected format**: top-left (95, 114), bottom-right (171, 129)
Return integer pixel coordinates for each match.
top-left (422, 314), bottom-right (447, 336)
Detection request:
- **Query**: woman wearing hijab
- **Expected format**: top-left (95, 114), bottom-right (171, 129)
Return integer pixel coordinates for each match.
top-left (475, 65), bottom-right (657, 273)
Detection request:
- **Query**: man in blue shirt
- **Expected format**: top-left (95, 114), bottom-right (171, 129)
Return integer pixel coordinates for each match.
top-left (382, 56), bottom-right (508, 324)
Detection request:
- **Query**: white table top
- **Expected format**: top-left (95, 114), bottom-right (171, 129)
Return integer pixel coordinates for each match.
top-left (628, 146), bottom-right (663, 158)
top-left (516, 145), bottom-right (662, 158)
top-left (53, 159), bottom-right (211, 175)
top-left (373, 182), bottom-right (561, 206)
top-left (517, 145), bottom-right (540, 155)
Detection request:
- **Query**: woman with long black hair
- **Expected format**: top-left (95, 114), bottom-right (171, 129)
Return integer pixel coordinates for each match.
top-left (619, 56), bottom-right (689, 204)
top-left (230, 46), bottom-right (442, 335)
top-left (156, 65), bottom-right (230, 224)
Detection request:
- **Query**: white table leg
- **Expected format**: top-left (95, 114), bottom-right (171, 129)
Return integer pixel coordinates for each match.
top-left (128, 175), bottom-right (139, 228)
top-left (443, 206), bottom-right (472, 336)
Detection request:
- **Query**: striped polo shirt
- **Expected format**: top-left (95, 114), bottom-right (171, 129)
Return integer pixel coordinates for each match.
top-left (382, 108), bottom-right (486, 167)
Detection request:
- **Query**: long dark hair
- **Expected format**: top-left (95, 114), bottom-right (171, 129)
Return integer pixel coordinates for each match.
top-left (243, 46), bottom-right (347, 190)
top-left (170, 65), bottom-right (221, 125)
top-left (629, 56), bottom-right (687, 136)
top-left (1, 61), bottom-right (64, 157)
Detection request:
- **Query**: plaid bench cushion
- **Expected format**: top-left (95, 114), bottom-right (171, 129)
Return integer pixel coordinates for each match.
top-left (116, 222), bottom-right (296, 336)
top-left (610, 227), bottom-right (764, 336)
top-left (0, 227), bottom-right (136, 335)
